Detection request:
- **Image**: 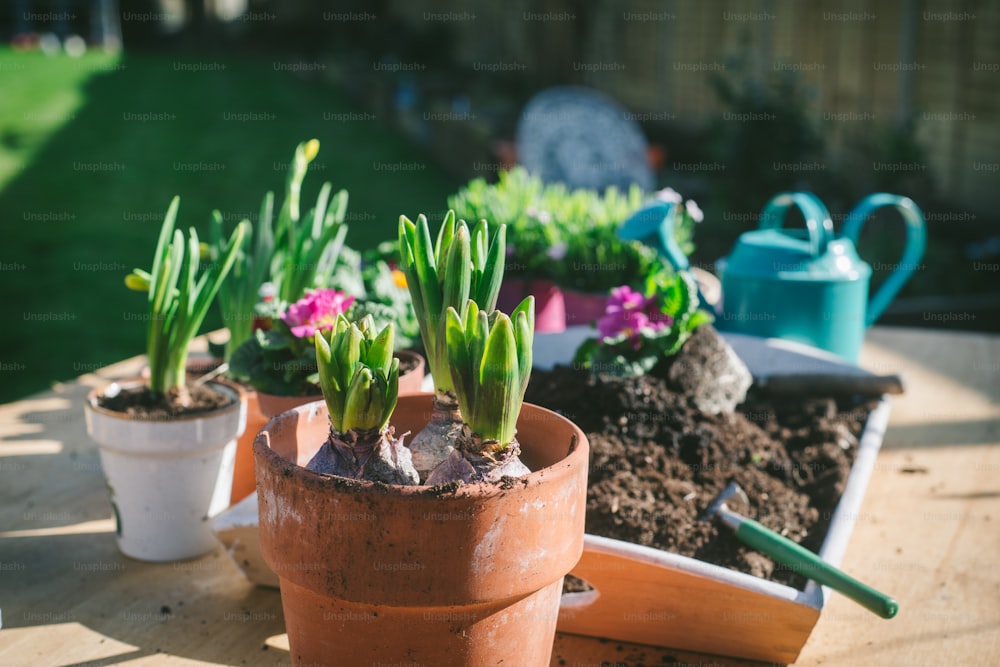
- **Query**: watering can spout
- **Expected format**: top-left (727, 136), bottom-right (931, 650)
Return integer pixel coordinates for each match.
top-left (619, 201), bottom-right (691, 272)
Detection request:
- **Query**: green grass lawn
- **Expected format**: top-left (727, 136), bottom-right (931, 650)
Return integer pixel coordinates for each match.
top-left (0, 48), bottom-right (459, 403)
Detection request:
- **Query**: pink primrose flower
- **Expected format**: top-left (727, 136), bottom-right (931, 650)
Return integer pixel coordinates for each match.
top-left (597, 285), bottom-right (672, 349)
top-left (281, 288), bottom-right (355, 339)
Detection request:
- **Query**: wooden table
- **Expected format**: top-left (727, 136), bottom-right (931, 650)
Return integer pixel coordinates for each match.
top-left (1, 326), bottom-right (998, 666)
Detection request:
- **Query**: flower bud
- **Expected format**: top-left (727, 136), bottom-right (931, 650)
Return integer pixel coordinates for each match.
top-left (302, 139), bottom-right (320, 163)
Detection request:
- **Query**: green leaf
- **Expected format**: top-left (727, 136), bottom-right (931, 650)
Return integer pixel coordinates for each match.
top-left (411, 214), bottom-right (442, 321)
top-left (445, 306), bottom-right (471, 409)
top-left (474, 224), bottom-right (506, 311)
top-left (343, 367), bottom-right (376, 432)
top-left (315, 330), bottom-right (344, 428)
top-left (434, 209), bottom-right (456, 267)
top-left (333, 324), bottom-right (363, 392)
top-left (441, 225), bottom-right (471, 313)
top-left (476, 314), bottom-right (519, 445)
top-left (149, 196), bottom-right (180, 307)
top-left (367, 321), bottom-right (395, 375)
top-left (513, 305), bottom-right (532, 401)
top-left (381, 358), bottom-right (399, 432)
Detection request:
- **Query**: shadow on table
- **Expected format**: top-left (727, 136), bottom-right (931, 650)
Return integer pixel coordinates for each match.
top-left (880, 418), bottom-right (1000, 449)
top-left (0, 377), bottom-right (112, 532)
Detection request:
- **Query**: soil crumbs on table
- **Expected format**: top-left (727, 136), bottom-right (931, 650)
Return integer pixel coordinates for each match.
top-left (525, 366), bottom-right (878, 589)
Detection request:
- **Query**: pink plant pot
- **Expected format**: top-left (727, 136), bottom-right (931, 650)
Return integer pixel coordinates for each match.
top-left (498, 278), bottom-right (566, 333)
top-left (562, 289), bottom-right (609, 327)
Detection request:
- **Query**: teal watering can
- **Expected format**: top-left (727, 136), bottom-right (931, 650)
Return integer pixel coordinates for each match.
top-left (714, 192), bottom-right (927, 363)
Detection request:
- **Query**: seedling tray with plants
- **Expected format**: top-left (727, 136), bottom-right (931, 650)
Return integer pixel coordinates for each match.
top-left (527, 331), bottom-right (894, 664)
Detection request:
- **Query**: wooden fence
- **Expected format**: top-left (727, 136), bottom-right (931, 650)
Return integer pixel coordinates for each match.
top-left (385, 0), bottom-right (999, 215)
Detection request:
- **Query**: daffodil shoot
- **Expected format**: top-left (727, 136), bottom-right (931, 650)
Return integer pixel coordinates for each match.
top-left (128, 196), bottom-right (248, 407)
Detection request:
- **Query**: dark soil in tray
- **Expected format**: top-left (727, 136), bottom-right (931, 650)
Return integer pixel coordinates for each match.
top-left (525, 365), bottom-right (878, 590)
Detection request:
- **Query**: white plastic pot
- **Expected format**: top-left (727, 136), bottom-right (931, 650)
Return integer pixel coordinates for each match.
top-left (84, 379), bottom-right (246, 562)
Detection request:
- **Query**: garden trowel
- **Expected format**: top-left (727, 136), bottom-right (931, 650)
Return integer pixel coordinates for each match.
top-left (701, 481), bottom-right (899, 619)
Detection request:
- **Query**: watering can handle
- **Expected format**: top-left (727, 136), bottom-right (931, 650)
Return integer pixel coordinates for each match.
top-left (759, 192), bottom-right (835, 257)
top-left (842, 194), bottom-right (927, 326)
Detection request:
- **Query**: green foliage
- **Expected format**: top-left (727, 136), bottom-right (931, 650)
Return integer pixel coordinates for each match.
top-left (210, 140), bottom-right (349, 361)
top-left (445, 298), bottom-right (534, 448)
top-left (209, 191), bottom-right (273, 363)
top-left (127, 197), bottom-right (248, 398)
top-left (447, 167), bottom-right (692, 293)
top-left (227, 311), bottom-right (319, 397)
top-left (314, 315), bottom-right (399, 434)
top-left (398, 211), bottom-right (506, 395)
top-left (332, 245), bottom-right (420, 351)
top-left (0, 51), bottom-right (457, 405)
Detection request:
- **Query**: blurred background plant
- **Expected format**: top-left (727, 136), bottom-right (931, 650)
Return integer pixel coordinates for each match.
top-left (332, 243), bottom-right (421, 352)
top-left (210, 139), bottom-right (348, 362)
top-left (448, 167), bottom-right (694, 294)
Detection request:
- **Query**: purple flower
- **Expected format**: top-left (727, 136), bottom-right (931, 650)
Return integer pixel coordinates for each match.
top-left (546, 242), bottom-right (568, 261)
top-left (281, 288), bottom-right (355, 338)
top-left (597, 285), bottom-right (672, 349)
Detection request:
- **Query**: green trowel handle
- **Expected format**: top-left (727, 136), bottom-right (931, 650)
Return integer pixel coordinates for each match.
top-left (732, 513), bottom-right (899, 619)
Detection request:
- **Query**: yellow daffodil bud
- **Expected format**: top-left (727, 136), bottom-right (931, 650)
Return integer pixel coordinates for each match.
top-left (303, 139), bottom-right (320, 163)
top-left (125, 271), bottom-right (150, 292)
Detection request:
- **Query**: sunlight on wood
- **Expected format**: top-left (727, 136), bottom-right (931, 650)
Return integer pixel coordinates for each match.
top-left (0, 622), bottom-right (138, 663)
top-left (0, 441), bottom-right (62, 456)
top-left (264, 632), bottom-right (290, 651)
top-left (0, 519), bottom-right (114, 539)
top-left (861, 338), bottom-right (997, 425)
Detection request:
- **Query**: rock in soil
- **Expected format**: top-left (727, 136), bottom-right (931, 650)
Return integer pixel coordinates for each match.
top-left (524, 366), bottom-right (877, 590)
top-left (659, 324), bottom-right (753, 416)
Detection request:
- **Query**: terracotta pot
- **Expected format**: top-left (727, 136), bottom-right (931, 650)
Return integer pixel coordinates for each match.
top-left (229, 390), bottom-right (267, 504)
top-left (561, 289), bottom-right (609, 327)
top-left (84, 378), bottom-right (246, 562)
top-left (254, 394), bottom-right (589, 666)
top-left (395, 349), bottom-right (426, 395)
top-left (255, 391), bottom-right (323, 420)
top-left (497, 278), bottom-right (566, 332)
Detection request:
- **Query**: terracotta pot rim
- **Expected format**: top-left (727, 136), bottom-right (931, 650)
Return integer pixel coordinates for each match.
top-left (253, 394), bottom-right (587, 500)
top-left (85, 377), bottom-right (245, 423)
